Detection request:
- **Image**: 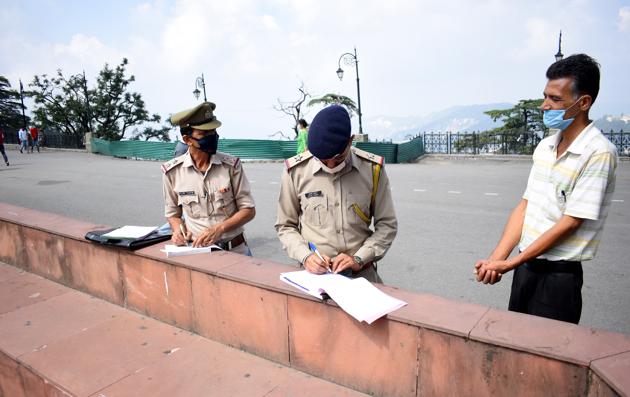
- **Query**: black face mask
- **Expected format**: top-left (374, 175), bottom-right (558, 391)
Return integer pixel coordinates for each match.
top-left (190, 133), bottom-right (219, 154)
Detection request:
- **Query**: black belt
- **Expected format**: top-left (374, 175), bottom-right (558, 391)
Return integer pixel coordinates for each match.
top-left (217, 233), bottom-right (245, 251)
top-left (524, 258), bottom-right (582, 274)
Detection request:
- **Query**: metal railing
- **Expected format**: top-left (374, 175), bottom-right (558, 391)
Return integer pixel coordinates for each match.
top-left (0, 127), bottom-right (84, 149)
top-left (422, 130), bottom-right (630, 156)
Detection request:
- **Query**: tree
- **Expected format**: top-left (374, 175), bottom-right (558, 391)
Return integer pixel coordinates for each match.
top-left (308, 93), bottom-right (358, 117)
top-left (452, 99), bottom-right (546, 155)
top-left (27, 58), bottom-right (169, 141)
top-left (484, 99), bottom-right (546, 135)
top-left (90, 58), bottom-right (162, 140)
top-left (273, 82), bottom-right (310, 138)
top-left (0, 76), bottom-right (29, 130)
top-left (28, 71), bottom-right (92, 137)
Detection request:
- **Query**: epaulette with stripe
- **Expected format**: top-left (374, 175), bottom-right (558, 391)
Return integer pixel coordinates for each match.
top-left (216, 152), bottom-right (241, 168)
top-left (284, 150), bottom-right (313, 170)
top-left (352, 147), bottom-right (384, 165)
top-left (161, 156), bottom-right (184, 174)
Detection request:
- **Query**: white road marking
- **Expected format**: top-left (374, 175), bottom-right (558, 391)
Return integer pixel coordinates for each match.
top-left (448, 190), bottom-right (461, 194)
top-left (413, 189), bottom-right (427, 192)
top-left (269, 181), bottom-right (279, 184)
top-left (163, 272), bottom-right (169, 296)
top-left (484, 192), bottom-right (499, 196)
top-left (612, 199), bottom-right (624, 203)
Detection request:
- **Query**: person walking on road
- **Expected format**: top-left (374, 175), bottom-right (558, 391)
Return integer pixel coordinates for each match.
top-left (0, 129), bottom-right (9, 166)
top-left (18, 127), bottom-right (28, 153)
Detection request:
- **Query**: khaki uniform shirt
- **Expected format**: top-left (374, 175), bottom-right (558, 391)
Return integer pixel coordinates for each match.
top-left (275, 147), bottom-right (398, 265)
top-left (162, 151), bottom-right (255, 240)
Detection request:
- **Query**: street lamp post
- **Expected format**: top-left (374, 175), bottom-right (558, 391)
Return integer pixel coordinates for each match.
top-left (336, 47), bottom-right (363, 135)
top-left (18, 79), bottom-right (27, 130)
top-left (554, 30), bottom-right (564, 62)
top-left (193, 73), bottom-right (207, 102)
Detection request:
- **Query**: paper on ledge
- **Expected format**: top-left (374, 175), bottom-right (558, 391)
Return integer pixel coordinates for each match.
top-left (279, 270), bottom-right (407, 324)
top-left (102, 225), bottom-right (158, 239)
top-left (161, 244), bottom-right (223, 257)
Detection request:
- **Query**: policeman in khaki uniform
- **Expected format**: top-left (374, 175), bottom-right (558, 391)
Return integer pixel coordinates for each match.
top-left (162, 102), bottom-right (256, 255)
top-left (275, 105), bottom-right (397, 282)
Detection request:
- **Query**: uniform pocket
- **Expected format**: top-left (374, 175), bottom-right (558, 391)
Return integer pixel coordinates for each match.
top-left (214, 190), bottom-right (237, 218)
top-left (178, 193), bottom-right (210, 218)
top-left (346, 193), bottom-right (371, 225)
top-left (301, 196), bottom-right (328, 226)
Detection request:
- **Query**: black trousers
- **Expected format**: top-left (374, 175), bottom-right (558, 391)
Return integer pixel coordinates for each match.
top-left (508, 258), bottom-right (583, 324)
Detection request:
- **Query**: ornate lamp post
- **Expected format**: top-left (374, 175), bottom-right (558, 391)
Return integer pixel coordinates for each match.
top-left (554, 31), bottom-right (564, 62)
top-left (336, 47), bottom-right (364, 135)
top-left (193, 73), bottom-right (207, 102)
top-left (19, 79), bottom-right (27, 130)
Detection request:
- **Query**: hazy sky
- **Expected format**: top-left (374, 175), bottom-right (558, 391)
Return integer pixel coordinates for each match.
top-left (1, 0), bottom-right (629, 139)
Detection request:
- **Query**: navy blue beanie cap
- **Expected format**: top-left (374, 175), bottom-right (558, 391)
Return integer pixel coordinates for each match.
top-left (307, 105), bottom-right (351, 159)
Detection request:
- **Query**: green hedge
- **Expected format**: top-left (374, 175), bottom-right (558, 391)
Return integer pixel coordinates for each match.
top-left (91, 137), bottom-right (424, 163)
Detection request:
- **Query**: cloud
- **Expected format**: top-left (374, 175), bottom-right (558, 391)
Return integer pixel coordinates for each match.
top-left (508, 18), bottom-right (557, 61)
top-left (53, 34), bottom-right (124, 68)
top-left (262, 15), bottom-right (281, 31)
top-left (619, 6), bottom-right (630, 31)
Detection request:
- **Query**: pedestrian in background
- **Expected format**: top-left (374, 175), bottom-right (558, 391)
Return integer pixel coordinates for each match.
top-left (296, 119), bottom-right (309, 154)
top-left (29, 126), bottom-right (40, 153)
top-left (18, 127), bottom-right (28, 153)
top-left (0, 129), bottom-right (9, 166)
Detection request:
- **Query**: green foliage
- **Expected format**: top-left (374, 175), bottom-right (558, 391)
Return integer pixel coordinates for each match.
top-left (308, 93), bottom-right (358, 117)
top-left (28, 71), bottom-right (92, 136)
top-left (484, 99), bottom-right (546, 134)
top-left (0, 76), bottom-right (29, 129)
top-left (446, 99), bottom-right (546, 154)
top-left (27, 58), bottom-right (170, 141)
top-left (130, 125), bottom-right (172, 141)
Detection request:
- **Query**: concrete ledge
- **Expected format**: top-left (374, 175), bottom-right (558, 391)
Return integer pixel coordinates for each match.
top-left (1, 202), bottom-right (629, 397)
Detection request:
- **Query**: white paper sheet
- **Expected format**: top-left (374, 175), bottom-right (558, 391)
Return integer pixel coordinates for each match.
top-left (161, 244), bottom-right (222, 257)
top-left (279, 270), bottom-right (407, 324)
top-left (101, 225), bottom-right (157, 239)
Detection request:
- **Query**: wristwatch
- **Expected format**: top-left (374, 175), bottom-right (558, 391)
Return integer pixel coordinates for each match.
top-left (353, 256), bottom-right (364, 269)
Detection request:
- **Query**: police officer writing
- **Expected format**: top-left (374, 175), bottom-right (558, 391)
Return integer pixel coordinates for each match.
top-left (162, 102), bottom-right (256, 255)
top-left (275, 105), bottom-right (397, 282)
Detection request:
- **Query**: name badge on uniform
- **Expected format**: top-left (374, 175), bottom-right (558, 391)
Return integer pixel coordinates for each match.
top-left (218, 186), bottom-right (231, 193)
top-left (305, 191), bottom-right (323, 198)
top-left (178, 191), bottom-right (196, 196)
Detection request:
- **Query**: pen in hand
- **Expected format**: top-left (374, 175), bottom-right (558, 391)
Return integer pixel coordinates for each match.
top-left (179, 224), bottom-right (191, 246)
top-left (308, 242), bottom-right (331, 273)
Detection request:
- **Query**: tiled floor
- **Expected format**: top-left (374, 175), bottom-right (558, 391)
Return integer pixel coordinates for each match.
top-left (0, 262), bottom-right (367, 397)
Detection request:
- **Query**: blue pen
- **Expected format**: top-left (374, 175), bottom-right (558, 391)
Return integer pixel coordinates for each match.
top-left (308, 242), bottom-right (332, 273)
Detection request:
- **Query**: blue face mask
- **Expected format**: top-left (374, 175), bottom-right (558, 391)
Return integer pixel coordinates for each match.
top-left (542, 97), bottom-right (583, 131)
top-left (190, 133), bottom-right (219, 154)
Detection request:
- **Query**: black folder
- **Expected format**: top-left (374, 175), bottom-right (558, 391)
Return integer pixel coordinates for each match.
top-left (84, 224), bottom-right (172, 250)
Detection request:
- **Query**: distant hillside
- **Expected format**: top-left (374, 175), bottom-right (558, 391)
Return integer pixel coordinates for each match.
top-left (362, 103), bottom-right (512, 142)
top-left (594, 114), bottom-right (630, 132)
top-left (360, 106), bottom-right (629, 142)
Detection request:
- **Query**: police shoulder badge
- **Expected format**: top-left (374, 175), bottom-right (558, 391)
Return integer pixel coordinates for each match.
top-left (161, 156), bottom-right (184, 173)
top-left (285, 150), bottom-right (313, 170)
top-left (216, 152), bottom-right (240, 168)
top-left (352, 147), bottom-right (384, 165)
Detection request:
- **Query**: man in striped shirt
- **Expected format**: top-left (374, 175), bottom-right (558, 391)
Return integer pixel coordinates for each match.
top-left (474, 54), bottom-right (618, 324)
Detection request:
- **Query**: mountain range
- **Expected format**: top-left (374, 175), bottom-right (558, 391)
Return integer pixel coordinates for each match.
top-left (360, 104), bottom-right (630, 142)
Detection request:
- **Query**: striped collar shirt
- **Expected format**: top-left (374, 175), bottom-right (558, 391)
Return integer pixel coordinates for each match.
top-left (519, 123), bottom-right (618, 261)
